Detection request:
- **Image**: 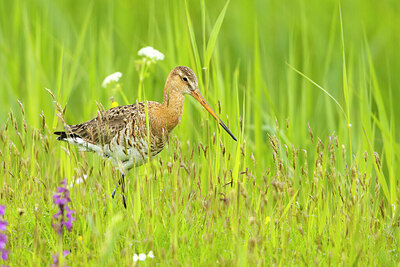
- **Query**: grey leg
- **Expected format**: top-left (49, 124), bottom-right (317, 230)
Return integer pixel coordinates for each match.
top-left (111, 179), bottom-right (121, 199)
top-left (111, 172), bottom-right (127, 209)
top-left (121, 173), bottom-right (127, 209)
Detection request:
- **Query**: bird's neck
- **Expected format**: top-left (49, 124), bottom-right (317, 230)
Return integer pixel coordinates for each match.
top-left (160, 85), bottom-right (185, 132)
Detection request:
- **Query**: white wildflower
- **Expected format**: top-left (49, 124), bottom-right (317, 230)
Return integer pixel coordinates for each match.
top-left (69, 174), bottom-right (87, 188)
top-left (148, 251), bottom-right (154, 258)
top-left (133, 251), bottom-right (155, 262)
top-left (133, 253), bottom-right (146, 262)
top-left (102, 72), bottom-right (122, 88)
top-left (138, 253), bottom-right (146, 261)
top-left (138, 46), bottom-right (165, 61)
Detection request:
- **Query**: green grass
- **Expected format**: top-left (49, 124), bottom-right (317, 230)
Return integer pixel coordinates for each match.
top-left (1, 0), bottom-right (400, 265)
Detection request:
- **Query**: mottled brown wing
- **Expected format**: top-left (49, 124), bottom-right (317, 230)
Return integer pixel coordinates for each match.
top-left (65, 103), bottom-right (144, 144)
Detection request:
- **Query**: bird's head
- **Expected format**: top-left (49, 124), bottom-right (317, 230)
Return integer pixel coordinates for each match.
top-left (166, 66), bottom-right (237, 141)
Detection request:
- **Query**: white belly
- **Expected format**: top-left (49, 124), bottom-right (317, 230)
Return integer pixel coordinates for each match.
top-left (64, 135), bottom-right (163, 172)
top-left (103, 139), bottom-right (149, 170)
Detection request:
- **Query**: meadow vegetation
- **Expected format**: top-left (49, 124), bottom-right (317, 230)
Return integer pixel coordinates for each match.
top-left (0, 0), bottom-right (399, 265)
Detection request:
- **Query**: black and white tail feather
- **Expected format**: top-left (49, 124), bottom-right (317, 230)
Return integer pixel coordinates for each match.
top-left (54, 131), bottom-right (100, 153)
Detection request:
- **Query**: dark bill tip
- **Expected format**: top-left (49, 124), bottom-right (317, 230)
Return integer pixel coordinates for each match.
top-left (190, 89), bottom-right (237, 141)
top-left (219, 121), bottom-right (237, 141)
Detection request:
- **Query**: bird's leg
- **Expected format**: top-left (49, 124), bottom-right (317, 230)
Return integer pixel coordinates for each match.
top-left (111, 179), bottom-right (121, 199)
top-left (120, 172), bottom-right (127, 209)
top-left (111, 172), bottom-right (127, 209)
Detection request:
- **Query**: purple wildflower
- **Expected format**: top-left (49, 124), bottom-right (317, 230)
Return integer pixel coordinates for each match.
top-left (0, 221), bottom-right (7, 231)
top-left (52, 179), bottom-right (75, 235)
top-left (51, 254), bottom-right (59, 267)
top-left (51, 250), bottom-right (70, 267)
top-left (0, 205), bottom-right (8, 261)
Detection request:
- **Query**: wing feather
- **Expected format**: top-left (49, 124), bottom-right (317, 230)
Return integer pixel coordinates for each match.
top-left (61, 103), bottom-right (146, 144)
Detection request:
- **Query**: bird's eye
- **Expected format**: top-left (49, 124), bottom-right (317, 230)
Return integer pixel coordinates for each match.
top-left (182, 77), bottom-right (188, 82)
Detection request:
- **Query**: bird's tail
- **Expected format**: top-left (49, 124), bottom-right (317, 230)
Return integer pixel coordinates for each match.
top-left (54, 131), bottom-right (80, 141)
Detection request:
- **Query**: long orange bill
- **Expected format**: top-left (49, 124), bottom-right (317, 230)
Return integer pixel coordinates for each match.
top-left (191, 89), bottom-right (237, 141)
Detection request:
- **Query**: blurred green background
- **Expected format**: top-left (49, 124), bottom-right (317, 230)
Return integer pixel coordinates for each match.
top-left (1, 0), bottom-right (399, 146)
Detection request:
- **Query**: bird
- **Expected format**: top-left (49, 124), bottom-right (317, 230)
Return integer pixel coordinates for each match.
top-left (54, 66), bottom-right (237, 208)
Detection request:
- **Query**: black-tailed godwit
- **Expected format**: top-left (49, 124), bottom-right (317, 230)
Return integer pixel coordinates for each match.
top-left (55, 66), bottom-right (236, 208)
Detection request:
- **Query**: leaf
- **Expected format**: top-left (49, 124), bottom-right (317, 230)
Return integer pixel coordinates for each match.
top-left (205, 0), bottom-right (230, 68)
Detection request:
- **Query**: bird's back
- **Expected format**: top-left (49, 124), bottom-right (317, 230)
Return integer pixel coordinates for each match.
top-left (55, 101), bottom-right (166, 170)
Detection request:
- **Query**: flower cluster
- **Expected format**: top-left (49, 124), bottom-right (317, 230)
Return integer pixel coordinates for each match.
top-left (51, 250), bottom-right (69, 267)
top-left (138, 46), bottom-right (164, 61)
top-left (52, 179), bottom-right (75, 235)
top-left (69, 174), bottom-right (87, 188)
top-left (133, 251), bottom-right (155, 262)
top-left (0, 205), bottom-right (8, 261)
top-left (135, 46), bottom-right (164, 102)
top-left (102, 72), bottom-right (122, 88)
